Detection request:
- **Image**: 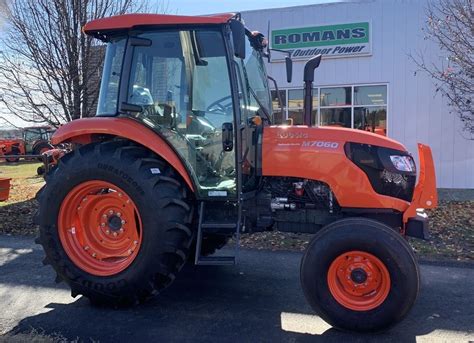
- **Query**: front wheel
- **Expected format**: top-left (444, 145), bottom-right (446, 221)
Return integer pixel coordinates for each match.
top-left (300, 218), bottom-right (419, 332)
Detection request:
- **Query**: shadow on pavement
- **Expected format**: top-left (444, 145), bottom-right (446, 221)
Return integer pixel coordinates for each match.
top-left (1, 237), bottom-right (473, 342)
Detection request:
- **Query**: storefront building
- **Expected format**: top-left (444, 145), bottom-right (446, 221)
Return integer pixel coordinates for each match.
top-left (242, 0), bottom-right (474, 189)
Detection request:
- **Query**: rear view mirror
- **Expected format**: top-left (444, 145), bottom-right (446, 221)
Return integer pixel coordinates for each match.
top-left (230, 20), bottom-right (246, 59)
top-left (285, 56), bottom-right (293, 83)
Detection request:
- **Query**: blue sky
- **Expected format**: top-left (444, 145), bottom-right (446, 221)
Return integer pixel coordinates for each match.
top-left (164, 0), bottom-right (342, 15)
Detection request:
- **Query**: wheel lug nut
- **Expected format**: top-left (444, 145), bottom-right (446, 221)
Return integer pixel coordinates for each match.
top-left (102, 214), bottom-right (107, 219)
top-left (128, 249), bottom-right (132, 255)
top-left (117, 212), bottom-right (121, 217)
top-left (119, 228), bottom-right (124, 233)
top-left (92, 253), bottom-right (96, 258)
top-left (121, 220), bottom-right (126, 225)
top-left (84, 246), bottom-right (89, 251)
top-left (118, 193), bottom-right (122, 197)
top-left (133, 240), bottom-right (138, 245)
top-left (106, 230), bottom-right (110, 234)
top-left (77, 206), bottom-right (81, 210)
top-left (101, 223), bottom-right (105, 227)
top-left (109, 210), bottom-right (114, 215)
top-left (113, 232), bottom-right (117, 237)
top-left (82, 197), bottom-right (87, 202)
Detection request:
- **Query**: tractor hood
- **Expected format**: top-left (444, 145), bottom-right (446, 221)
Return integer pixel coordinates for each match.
top-left (261, 125), bottom-right (411, 211)
top-left (263, 125), bottom-right (405, 152)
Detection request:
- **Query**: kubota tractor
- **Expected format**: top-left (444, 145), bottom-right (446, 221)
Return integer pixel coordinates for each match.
top-left (35, 13), bottom-right (438, 332)
top-left (0, 126), bottom-right (54, 162)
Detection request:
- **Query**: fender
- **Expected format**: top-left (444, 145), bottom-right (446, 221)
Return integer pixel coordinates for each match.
top-left (51, 117), bottom-right (194, 191)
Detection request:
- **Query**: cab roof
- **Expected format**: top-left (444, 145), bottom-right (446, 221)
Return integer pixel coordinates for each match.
top-left (83, 13), bottom-right (236, 39)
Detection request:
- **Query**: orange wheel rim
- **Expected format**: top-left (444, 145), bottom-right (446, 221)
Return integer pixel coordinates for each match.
top-left (327, 251), bottom-right (391, 311)
top-left (58, 180), bottom-right (142, 276)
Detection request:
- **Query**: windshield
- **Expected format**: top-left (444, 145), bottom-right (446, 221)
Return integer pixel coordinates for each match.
top-left (235, 34), bottom-right (272, 121)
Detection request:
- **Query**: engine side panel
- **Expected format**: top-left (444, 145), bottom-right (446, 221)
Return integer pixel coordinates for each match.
top-left (262, 126), bottom-right (410, 211)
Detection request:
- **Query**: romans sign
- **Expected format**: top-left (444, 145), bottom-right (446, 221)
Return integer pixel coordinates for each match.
top-left (271, 22), bottom-right (371, 61)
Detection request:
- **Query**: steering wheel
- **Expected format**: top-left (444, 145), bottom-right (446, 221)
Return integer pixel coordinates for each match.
top-left (206, 95), bottom-right (233, 115)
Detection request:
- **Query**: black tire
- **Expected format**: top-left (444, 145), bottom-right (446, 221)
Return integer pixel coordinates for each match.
top-left (35, 140), bottom-right (195, 306)
top-left (33, 141), bottom-right (54, 160)
top-left (6, 146), bottom-right (20, 163)
top-left (300, 218), bottom-right (419, 332)
top-left (37, 165), bottom-right (45, 176)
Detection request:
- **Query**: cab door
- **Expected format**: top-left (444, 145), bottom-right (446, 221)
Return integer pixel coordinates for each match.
top-left (122, 29), bottom-right (238, 199)
top-left (231, 35), bottom-right (272, 194)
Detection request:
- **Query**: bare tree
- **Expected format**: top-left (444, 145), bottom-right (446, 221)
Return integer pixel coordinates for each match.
top-left (414, 0), bottom-right (473, 136)
top-left (0, 0), bottom-right (147, 127)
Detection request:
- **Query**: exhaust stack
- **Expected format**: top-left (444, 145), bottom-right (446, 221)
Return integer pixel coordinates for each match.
top-left (303, 54), bottom-right (322, 126)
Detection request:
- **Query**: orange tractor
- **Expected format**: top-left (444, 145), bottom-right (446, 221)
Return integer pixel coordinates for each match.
top-left (0, 126), bottom-right (54, 162)
top-left (35, 13), bottom-right (437, 332)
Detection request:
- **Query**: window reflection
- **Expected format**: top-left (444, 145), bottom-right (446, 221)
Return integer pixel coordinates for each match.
top-left (320, 108), bottom-right (351, 128)
top-left (354, 107), bottom-right (387, 136)
top-left (320, 87), bottom-right (351, 106)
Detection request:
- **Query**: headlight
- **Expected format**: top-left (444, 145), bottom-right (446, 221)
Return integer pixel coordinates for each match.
top-left (390, 155), bottom-right (415, 172)
top-left (344, 142), bottom-right (417, 201)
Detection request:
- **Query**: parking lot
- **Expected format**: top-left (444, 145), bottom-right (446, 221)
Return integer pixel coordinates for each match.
top-left (1, 235), bottom-right (473, 342)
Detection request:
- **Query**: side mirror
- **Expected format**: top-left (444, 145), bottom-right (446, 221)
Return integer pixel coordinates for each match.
top-left (285, 56), bottom-right (293, 83)
top-left (222, 122), bottom-right (234, 151)
top-left (230, 20), bottom-right (246, 59)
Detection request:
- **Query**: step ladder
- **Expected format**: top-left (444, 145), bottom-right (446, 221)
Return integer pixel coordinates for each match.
top-left (194, 201), bottom-right (241, 265)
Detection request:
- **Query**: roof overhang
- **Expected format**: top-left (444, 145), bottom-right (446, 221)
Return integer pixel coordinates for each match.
top-left (83, 13), bottom-right (237, 40)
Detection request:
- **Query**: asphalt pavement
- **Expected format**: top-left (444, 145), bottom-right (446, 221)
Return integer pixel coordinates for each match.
top-left (0, 235), bottom-right (473, 342)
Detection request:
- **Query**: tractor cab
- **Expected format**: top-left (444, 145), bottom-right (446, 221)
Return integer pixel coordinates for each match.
top-left (94, 14), bottom-right (272, 199)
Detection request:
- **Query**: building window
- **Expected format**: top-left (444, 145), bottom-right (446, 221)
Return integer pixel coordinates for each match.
top-left (286, 89), bottom-right (318, 125)
top-left (353, 85), bottom-right (387, 136)
top-left (271, 90), bottom-right (286, 124)
top-left (270, 84), bottom-right (388, 136)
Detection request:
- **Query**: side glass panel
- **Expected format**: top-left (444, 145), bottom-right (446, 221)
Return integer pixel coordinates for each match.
top-left (126, 30), bottom-right (236, 198)
top-left (233, 34), bottom-right (271, 193)
top-left (97, 38), bottom-right (126, 116)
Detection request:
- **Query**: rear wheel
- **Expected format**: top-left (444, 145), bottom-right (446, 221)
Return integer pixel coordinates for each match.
top-left (35, 141), bottom-right (194, 306)
top-left (33, 141), bottom-right (53, 160)
top-left (6, 146), bottom-right (20, 163)
top-left (300, 218), bottom-right (419, 332)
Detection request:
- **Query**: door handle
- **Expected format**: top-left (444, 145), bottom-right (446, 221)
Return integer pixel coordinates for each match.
top-left (222, 122), bottom-right (234, 152)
